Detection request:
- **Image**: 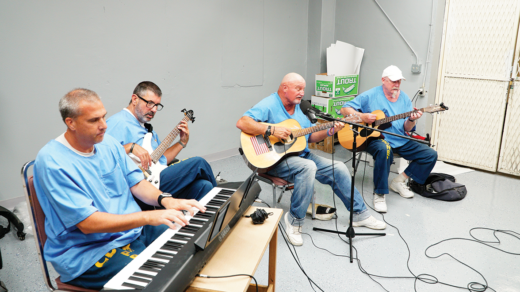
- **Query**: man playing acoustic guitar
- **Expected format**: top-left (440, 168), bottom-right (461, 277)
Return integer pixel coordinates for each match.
top-left (106, 81), bottom-right (217, 210)
top-left (236, 73), bottom-right (385, 246)
top-left (340, 65), bottom-right (438, 213)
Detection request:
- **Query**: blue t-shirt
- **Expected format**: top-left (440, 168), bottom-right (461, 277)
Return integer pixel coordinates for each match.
top-left (106, 109), bottom-right (167, 165)
top-left (343, 86), bottom-right (415, 148)
top-left (33, 134), bottom-right (144, 282)
top-left (243, 92), bottom-right (314, 156)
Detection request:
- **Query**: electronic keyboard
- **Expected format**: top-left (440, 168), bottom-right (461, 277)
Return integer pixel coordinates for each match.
top-left (103, 177), bottom-right (260, 291)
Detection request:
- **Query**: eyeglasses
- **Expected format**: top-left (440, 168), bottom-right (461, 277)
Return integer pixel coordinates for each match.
top-left (136, 94), bottom-right (164, 111)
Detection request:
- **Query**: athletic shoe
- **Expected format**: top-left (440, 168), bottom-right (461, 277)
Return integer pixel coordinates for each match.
top-left (390, 178), bottom-right (415, 198)
top-left (373, 193), bottom-right (387, 213)
top-left (352, 215), bottom-right (386, 230)
top-left (284, 212), bottom-right (303, 246)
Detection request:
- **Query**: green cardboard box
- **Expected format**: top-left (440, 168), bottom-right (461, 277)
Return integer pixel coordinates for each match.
top-left (315, 73), bottom-right (359, 98)
top-left (310, 95), bottom-right (356, 118)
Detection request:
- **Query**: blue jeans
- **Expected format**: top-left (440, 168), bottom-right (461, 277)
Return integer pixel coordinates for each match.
top-left (366, 139), bottom-right (438, 194)
top-left (134, 156), bottom-right (217, 211)
top-left (65, 224), bottom-right (169, 289)
top-left (267, 152), bottom-right (369, 226)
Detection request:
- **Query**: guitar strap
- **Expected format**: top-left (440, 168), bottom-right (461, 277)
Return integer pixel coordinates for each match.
top-left (144, 123), bottom-right (153, 133)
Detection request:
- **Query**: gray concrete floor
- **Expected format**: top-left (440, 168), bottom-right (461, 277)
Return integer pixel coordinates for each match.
top-left (1, 145), bottom-right (520, 291)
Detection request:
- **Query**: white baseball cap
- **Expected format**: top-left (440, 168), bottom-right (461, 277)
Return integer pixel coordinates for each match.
top-left (382, 65), bottom-right (406, 81)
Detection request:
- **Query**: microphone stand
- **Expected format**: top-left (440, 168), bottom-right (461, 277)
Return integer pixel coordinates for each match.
top-left (312, 112), bottom-right (429, 263)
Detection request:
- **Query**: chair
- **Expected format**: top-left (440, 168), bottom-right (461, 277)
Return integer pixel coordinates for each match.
top-left (21, 160), bottom-right (98, 292)
top-left (254, 173), bottom-right (316, 219)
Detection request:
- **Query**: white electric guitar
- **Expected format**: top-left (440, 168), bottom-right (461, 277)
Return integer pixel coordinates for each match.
top-left (129, 109), bottom-right (195, 188)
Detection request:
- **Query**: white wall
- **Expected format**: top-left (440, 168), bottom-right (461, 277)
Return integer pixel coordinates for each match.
top-left (334, 0), bottom-right (444, 135)
top-left (0, 0), bottom-right (310, 201)
top-left (0, 0), bottom-right (445, 202)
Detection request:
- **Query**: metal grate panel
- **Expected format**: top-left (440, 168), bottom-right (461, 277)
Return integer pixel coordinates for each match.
top-left (435, 77), bottom-right (508, 171)
top-left (443, 0), bottom-right (520, 80)
top-left (498, 81), bottom-right (520, 175)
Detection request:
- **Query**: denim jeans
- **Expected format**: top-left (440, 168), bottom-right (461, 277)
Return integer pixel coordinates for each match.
top-left (134, 156), bottom-right (217, 211)
top-left (267, 152), bottom-right (369, 227)
top-left (366, 139), bottom-right (438, 194)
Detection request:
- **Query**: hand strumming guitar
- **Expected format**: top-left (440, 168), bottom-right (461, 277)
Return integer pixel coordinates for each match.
top-left (272, 126), bottom-right (292, 140)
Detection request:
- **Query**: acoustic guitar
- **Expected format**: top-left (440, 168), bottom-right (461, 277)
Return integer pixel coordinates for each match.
top-left (129, 109), bottom-right (195, 188)
top-left (337, 103), bottom-right (448, 152)
top-left (240, 115), bottom-right (361, 173)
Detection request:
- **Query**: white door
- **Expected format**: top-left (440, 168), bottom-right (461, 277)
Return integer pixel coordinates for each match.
top-left (432, 0), bottom-right (520, 173)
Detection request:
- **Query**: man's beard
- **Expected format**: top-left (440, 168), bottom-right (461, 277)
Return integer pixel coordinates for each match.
top-left (392, 89), bottom-right (400, 99)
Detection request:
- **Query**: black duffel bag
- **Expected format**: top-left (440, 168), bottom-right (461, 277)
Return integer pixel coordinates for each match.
top-left (409, 173), bottom-right (467, 201)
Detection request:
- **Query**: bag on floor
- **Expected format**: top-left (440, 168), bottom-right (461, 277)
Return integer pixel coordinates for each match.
top-left (409, 173), bottom-right (467, 201)
top-left (0, 206), bottom-right (25, 240)
top-left (0, 250), bottom-right (7, 292)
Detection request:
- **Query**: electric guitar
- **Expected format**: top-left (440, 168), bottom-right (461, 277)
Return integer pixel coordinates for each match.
top-left (240, 115), bottom-right (361, 173)
top-left (129, 109), bottom-right (195, 188)
top-left (337, 103), bottom-right (448, 152)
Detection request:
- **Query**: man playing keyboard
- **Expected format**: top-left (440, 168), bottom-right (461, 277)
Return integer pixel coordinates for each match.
top-left (33, 88), bottom-right (205, 289)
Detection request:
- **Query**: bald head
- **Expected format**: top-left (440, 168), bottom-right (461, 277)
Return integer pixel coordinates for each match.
top-left (277, 73), bottom-right (306, 109)
top-left (279, 73), bottom-right (305, 90)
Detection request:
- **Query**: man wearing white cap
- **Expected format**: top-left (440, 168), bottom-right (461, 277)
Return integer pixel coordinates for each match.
top-left (340, 65), bottom-right (437, 213)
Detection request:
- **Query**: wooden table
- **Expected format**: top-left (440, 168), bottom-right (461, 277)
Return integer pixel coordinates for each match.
top-left (186, 207), bottom-right (283, 292)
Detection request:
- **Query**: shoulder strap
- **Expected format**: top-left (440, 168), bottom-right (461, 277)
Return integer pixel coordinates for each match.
top-left (426, 173), bottom-right (456, 185)
top-left (0, 206), bottom-right (25, 241)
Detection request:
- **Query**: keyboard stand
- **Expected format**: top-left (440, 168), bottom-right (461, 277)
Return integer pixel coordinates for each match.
top-left (186, 206), bottom-right (283, 292)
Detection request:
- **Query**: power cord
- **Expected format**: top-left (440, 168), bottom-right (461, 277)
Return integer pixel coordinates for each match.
top-left (278, 221), bottom-right (325, 291)
top-left (252, 138), bottom-right (325, 291)
top-left (196, 274), bottom-right (258, 292)
top-left (354, 153), bottom-right (505, 291)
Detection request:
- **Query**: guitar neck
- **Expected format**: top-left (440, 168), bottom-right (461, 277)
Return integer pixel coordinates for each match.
top-left (150, 116), bottom-right (190, 163)
top-left (292, 122), bottom-right (335, 138)
top-left (375, 107), bottom-right (425, 126)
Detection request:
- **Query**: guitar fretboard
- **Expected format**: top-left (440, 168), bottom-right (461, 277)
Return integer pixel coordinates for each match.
top-left (291, 116), bottom-right (359, 137)
top-left (292, 122), bottom-right (335, 138)
top-left (375, 107), bottom-right (425, 126)
top-left (151, 116), bottom-right (190, 163)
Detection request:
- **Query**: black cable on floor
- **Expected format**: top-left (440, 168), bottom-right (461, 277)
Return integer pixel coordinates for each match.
top-left (278, 222), bottom-right (325, 292)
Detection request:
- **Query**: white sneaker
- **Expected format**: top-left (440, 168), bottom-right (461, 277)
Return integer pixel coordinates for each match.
top-left (373, 193), bottom-right (387, 213)
top-left (352, 215), bottom-right (386, 230)
top-left (284, 212), bottom-right (303, 246)
top-left (390, 178), bottom-right (415, 198)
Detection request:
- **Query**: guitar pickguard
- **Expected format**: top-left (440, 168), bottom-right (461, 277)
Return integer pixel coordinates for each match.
top-left (273, 140), bottom-right (297, 153)
top-left (129, 132), bottom-right (166, 189)
top-left (359, 125), bottom-right (374, 138)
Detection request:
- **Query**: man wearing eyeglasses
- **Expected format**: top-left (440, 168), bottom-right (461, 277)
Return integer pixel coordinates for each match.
top-left (106, 81), bottom-right (217, 210)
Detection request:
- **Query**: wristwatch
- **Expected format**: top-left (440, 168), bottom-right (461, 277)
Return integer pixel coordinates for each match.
top-left (158, 192), bottom-right (173, 208)
top-left (265, 125), bottom-right (272, 136)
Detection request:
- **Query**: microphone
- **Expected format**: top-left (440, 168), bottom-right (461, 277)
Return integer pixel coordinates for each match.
top-left (299, 100), bottom-right (318, 123)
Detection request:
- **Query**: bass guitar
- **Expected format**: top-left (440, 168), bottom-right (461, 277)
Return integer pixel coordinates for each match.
top-left (240, 115), bottom-right (361, 173)
top-left (337, 103), bottom-right (448, 152)
top-left (129, 109), bottom-right (195, 188)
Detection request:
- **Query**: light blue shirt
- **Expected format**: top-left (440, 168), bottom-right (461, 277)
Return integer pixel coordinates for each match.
top-left (243, 92), bottom-right (314, 156)
top-left (343, 86), bottom-right (415, 148)
top-left (33, 134), bottom-right (144, 282)
top-left (106, 109), bottom-right (167, 165)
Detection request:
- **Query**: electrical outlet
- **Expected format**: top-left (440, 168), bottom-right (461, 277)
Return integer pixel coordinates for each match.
top-left (419, 87), bottom-right (426, 96)
top-left (411, 64), bottom-right (422, 74)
